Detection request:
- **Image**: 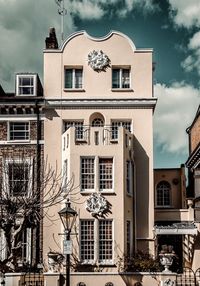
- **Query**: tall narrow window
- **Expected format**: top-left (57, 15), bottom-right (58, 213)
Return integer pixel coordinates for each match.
top-left (65, 68), bottom-right (83, 89)
top-left (126, 161), bottom-right (131, 194)
top-left (112, 68), bottom-right (130, 89)
top-left (127, 221), bottom-right (131, 257)
top-left (99, 158), bottom-right (113, 191)
top-left (156, 181), bottom-right (171, 207)
top-left (80, 220), bottom-right (94, 262)
top-left (8, 161), bottom-right (30, 196)
top-left (9, 122), bottom-right (29, 141)
top-left (81, 158), bottom-right (95, 191)
top-left (99, 220), bottom-right (113, 263)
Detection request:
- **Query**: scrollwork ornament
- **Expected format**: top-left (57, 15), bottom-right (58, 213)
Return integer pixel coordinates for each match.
top-left (86, 193), bottom-right (108, 216)
top-left (164, 278), bottom-right (175, 286)
top-left (88, 50), bottom-right (110, 71)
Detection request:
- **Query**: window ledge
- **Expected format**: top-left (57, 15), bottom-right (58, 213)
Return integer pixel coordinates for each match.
top-left (7, 140), bottom-right (30, 143)
top-left (155, 206), bottom-right (173, 209)
top-left (63, 88), bottom-right (85, 92)
top-left (80, 191), bottom-right (116, 195)
top-left (111, 88), bottom-right (134, 92)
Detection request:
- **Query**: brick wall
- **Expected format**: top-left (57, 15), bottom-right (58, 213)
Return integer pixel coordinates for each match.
top-left (190, 116), bottom-right (200, 152)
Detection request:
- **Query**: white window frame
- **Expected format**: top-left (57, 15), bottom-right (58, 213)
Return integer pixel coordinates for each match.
top-left (112, 67), bottom-right (131, 89)
top-left (16, 74), bottom-right (37, 96)
top-left (64, 121), bottom-right (84, 140)
top-left (80, 219), bottom-right (113, 265)
top-left (80, 157), bottom-right (114, 193)
top-left (111, 120), bottom-right (132, 140)
top-left (3, 158), bottom-right (33, 197)
top-left (64, 67), bottom-right (83, 89)
top-left (8, 121), bottom-right (30, 141)
top-left (80, 157), bottom-right (95, 192)
top-left (80, 220), bottom-right (95, 264)
top-left (99, 219), bottom-right (113, 264)
top-left (99, 158), bottom-right (113, 192)
top-left (156, 181), bottom-right (171, 207)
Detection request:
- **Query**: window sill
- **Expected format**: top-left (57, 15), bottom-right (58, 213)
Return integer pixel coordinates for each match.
top-left (111, 88), bottom-right (134, 92)
top-left (80, 190), bottom-right (116, 195)
top-left (63, 88), bottom-right (85, 92)
top-left (155, 206), bottom-right (173, 209)
top-left (7, 140), bottom-right (30, 143)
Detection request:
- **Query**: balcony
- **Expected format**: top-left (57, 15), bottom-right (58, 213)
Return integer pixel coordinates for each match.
top-left (62, 125), bottom-right (133, 150)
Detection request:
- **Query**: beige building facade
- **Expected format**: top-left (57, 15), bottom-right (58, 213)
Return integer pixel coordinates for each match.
top-left (43, 29), bottom-right (156, 272)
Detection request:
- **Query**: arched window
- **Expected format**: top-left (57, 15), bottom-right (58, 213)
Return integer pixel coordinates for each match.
top-left (156, 181), bottom-right (171, 207)
top-left (92, 118), bottom-right (104, 127)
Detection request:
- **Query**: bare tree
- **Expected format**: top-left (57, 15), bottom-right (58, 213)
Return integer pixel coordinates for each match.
top-left (0, 149), bottom-right (74, 272)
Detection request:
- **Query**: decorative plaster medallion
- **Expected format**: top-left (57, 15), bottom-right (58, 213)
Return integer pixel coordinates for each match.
top-left (88, 50), bottom-right (110, 71)
top-left (86, 193), bottom-right (108, 216)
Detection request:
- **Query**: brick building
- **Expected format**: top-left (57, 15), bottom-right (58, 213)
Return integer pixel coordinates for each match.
top-left (0, 74), bottom-right (44, 268)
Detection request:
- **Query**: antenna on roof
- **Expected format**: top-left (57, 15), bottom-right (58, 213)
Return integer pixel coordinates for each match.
top-left (55, 0), bottom-right (67, 43)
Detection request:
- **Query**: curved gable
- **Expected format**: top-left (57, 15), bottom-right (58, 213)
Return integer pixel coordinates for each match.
top-left (60, 30), bottom-right (136, 52)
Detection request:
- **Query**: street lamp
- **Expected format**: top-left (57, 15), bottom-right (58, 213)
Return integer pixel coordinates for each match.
top-left (58, 199), bottom-right (77, 286)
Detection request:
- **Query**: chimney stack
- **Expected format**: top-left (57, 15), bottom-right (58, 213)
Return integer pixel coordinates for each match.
top-left (45, 27), bottom-right (58, 49)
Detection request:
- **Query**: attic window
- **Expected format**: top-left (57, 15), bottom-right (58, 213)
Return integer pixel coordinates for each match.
top-left (16, 75), bottom-right (36, 96)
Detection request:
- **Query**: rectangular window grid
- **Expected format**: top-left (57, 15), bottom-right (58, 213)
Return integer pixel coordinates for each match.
top-left (64, 121), bottom-right (84, 140)
top-left (81, 158), bottom-right (95, 191)
top-left (112, 68), bottom-right (130, 89)
top-left (8, 162), bottom-right (29, 196)
top-left (18, 76), bottom-right (34, 95)
top-left (111, 121), bottom-right (131, 140)
top-left (9, 122), bottom-right (29, 140)
top-left (80, 220), bottom-right (94, 262)
top-left (99, 158), bottom-right (113, 191)
top-left (157, 189), bottom-right (170, 206)
top-left (65, 68), bottom-right (83, 89)
top-left (99, 220), bottom-right (113, 263)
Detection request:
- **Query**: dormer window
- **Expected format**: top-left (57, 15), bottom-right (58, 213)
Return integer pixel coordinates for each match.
top-left (16, 74), bottom-right (36, 96)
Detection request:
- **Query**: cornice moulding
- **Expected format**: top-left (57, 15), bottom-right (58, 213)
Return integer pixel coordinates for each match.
top-left (44, 98), bottom-right (157, 109)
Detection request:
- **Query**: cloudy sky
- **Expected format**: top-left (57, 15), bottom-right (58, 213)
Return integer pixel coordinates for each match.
top-left (0, 0), bottom-right (200, 168)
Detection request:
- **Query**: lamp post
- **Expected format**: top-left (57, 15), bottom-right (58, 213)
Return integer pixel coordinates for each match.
top-left (58, 199), bottom-right (77, 286)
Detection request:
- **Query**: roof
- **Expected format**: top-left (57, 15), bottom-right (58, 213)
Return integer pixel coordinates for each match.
top-left (186, 142), bottom-right (200, 170)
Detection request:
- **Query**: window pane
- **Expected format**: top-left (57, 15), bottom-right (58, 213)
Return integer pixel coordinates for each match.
top-left (81, 158), bottom-right (95, 190)
top-left (65, 69), bottom-right (73, 88)
top-left (80, 220), bottom-right (94, 261)
top-left (111, 121), bottom-right (131, 140)
top-left (122, 69), bottom-right (130, 88)
top-left (156, 181), bottom-right (171, 206)
top-left (99, 220), bottom-right (113, 263)
top-left (9, 122), bottom-right (29, 140)
top-left (75, 69), bottom-right (82, 88)
top-left (8, 162), bottom-right (29, 196)
top-left (99, 158), bottom-right (113, 191)
top-left (18, 76), bottom-right (34, 95)
top-left (112, 69), bottom-right (120, 88)
top-left (64, 121), bottom-right (84, 139)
